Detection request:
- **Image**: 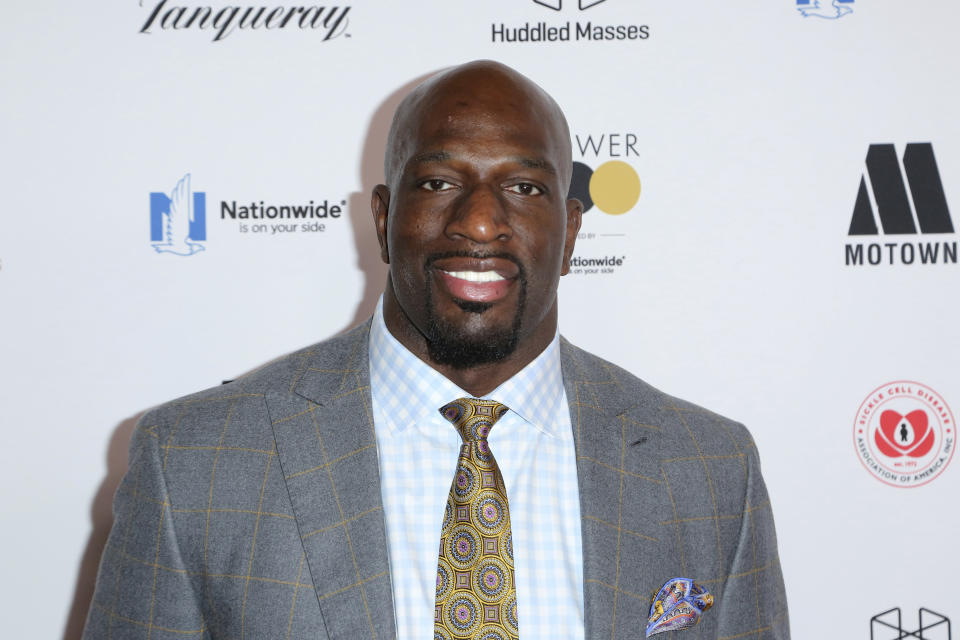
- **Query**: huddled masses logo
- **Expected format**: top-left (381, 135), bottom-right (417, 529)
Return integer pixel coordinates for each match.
top-left (568, 134), bottom-right (641, 215)
top-left (871, 608), bottom-right (951, 640)
top-left (844, 143), bottom-right (956, 266)
top-left (853, 382), bottom-right (955, 488)
top-left (150, 173), bottom-right (206, 256)
top-left (796, 0), bottom-right (854, 19)
top-left (492, 0), bottom-right (647, 43)
top-left (533, 0), bottom-right (608, 10)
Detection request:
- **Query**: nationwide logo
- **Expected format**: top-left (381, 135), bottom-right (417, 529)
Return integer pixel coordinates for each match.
top-left (796, 0), bottom-right (854, 20)
top-left (844, 143), bottom-right (956, 267)
top-left (853, 381), bottom-right (955, 488)
top-left (150, 173), bottom-right (206, 256)
top-left (138, 1), bottom-right (351, 42)
top-left (224, 198), bottom-right (344, 234)
top-left (149, 173), bottom-right (344, 255)
top-left (567, 255), bottom-right (626, 276)
top-left (871, 608), bottom-right (951, 640)
top-left (491, 0), bottom-right (648, 44)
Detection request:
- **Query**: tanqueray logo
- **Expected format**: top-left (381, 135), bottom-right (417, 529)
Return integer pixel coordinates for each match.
top-left (150, 173), bottom-right (207, 256)
top-left (533, 0), bottom-right (608, 10)
top-left (138, 1), bottom-right (351, 42)
top-left (796, 0), bottom-right (854, 20)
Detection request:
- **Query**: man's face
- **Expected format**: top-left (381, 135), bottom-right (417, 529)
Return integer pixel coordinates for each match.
top-left (374, 78), bottom-right (581, 369)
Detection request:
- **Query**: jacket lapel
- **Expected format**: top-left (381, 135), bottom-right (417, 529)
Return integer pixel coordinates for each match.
top-left (560, 338), bottom-right (672, 639)
top-left (269, 327), bottom-right (669, 639)
top-left (269, 324), bottom-right (396, 640)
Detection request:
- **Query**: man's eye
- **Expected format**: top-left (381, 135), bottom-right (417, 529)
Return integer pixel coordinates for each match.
top-left (505, 183), bottom-right (543, 196)
top-left (420, 179), bottom-right (456, 192)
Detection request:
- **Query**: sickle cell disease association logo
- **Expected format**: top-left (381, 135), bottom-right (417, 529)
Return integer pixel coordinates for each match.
top-left (853, 382), bottom-right (955, 487)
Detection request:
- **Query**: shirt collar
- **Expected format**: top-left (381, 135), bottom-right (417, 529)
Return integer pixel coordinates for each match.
top-left (368, 297), bottom-right (564, 437)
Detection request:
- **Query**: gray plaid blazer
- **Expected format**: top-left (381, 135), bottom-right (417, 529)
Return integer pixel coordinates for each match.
top-left (84, 322), bottom-right (789, 639)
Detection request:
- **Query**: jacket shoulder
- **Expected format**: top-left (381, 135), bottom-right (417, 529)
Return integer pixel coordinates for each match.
top-left (137, 323), bottom-right (369, 442)
top-left (560, 338), bottom-right (758, 456)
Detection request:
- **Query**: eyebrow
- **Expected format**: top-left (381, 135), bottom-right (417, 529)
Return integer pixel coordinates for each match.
top-left (410, 150), bottom-right (557, 175)
top-left (515, 156), bottom-right (557, 175)
top-left (412, 151), bottom-right (451, 164)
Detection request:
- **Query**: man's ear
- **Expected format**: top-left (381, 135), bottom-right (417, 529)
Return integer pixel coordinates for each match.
top-left (372, 184), bottom-right (391, 264)
top-left (561, 197), bottom-right (583, 275)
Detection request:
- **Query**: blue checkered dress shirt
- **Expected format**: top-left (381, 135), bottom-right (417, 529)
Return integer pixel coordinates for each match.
top-left (369, 299), bottom-right (585, 639)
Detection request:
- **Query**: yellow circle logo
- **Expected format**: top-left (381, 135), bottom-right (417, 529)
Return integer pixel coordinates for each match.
top-left (588, 161), bottom-right (641, 215)
top-left (569, 160), bottom-right (641, 215)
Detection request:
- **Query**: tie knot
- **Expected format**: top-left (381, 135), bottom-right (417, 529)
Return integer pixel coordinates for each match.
top-left (439, 397), bottom-right (509, 442)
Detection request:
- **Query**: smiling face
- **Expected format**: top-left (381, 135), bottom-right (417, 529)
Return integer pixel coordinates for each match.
top-left (373, 62), bottom-right (581, 392)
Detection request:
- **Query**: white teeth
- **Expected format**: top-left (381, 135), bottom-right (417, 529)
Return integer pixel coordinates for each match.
top-left (444, 270), bottom-right (506, 283)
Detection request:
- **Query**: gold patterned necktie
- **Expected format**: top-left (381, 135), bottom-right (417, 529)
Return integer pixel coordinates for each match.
top-left (435, 398), bottom-right (518, 640)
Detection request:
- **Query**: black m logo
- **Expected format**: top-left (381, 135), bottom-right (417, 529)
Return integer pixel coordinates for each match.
top-left (849, 143), bottom-right (954, 235)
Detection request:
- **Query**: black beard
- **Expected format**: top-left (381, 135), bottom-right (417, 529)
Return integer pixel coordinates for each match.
top-left (423, 252), bottom-right (527, 369)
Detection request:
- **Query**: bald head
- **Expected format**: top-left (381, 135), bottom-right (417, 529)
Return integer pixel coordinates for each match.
top-left (383, 60), bottom-right (573, 192)
top-left (370, 60), bottom-right (583, 393)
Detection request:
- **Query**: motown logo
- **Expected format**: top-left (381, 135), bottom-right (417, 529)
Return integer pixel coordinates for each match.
top-left (844, 143), bottom-right (956, 266)
top-left (853, 382), bottom-right (955, 488)
top-left (533, 0), bottom-right (609, 10)
top-left (150, 173), bottom-right (207, 256)
top-left (569, 133), bottom-right (641, 215)
top-left (796, 0), bottom-right (854, 20)
top-left (871, 607), bottom-right (951, 640)
top-left (849, 144), bottom-right (952, 236)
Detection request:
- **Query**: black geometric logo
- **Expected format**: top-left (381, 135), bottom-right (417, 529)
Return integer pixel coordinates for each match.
top-left (533, 0), bottom-right (608, 10)
top-left (849, 143), bottom-right (953, 236)
top-left (871, 608), bottom-right (951, 639)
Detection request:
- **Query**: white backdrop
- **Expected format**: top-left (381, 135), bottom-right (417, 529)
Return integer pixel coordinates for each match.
top-left (2, 2), bottom-right (958, 638)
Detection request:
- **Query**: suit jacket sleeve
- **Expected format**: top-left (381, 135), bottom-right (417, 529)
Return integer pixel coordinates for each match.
top-left (83, 412), bottom-right (210, 639)
top-left (714, 434), bottom-right (790, 639)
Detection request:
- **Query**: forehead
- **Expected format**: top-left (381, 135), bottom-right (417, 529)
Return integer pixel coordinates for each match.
top-left (403, 78), bottom-right (567, 164)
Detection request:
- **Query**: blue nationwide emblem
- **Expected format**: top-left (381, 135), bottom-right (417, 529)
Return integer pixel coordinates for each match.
top-left (796, 0), bottom-right (854, 19)
top-left (150, 173), bottom-right (206, 256)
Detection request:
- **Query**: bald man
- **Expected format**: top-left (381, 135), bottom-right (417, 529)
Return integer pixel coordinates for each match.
top-left (84, 61), bottom-right (789, 640)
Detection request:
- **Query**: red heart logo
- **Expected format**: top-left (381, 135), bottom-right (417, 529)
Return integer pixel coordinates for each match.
top-left (875, 410), bottom-right (934, 458)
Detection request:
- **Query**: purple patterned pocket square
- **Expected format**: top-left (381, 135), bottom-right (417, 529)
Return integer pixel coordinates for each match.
top-left (645, 577), bottom-right (714, 636)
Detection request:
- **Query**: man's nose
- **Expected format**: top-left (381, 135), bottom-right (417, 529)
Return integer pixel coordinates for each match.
top-left (445, 185), bottom-right (511, 244)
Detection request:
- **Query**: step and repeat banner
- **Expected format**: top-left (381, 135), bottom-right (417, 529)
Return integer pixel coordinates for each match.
top-left (1, 2), bottom-right (957, 638)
